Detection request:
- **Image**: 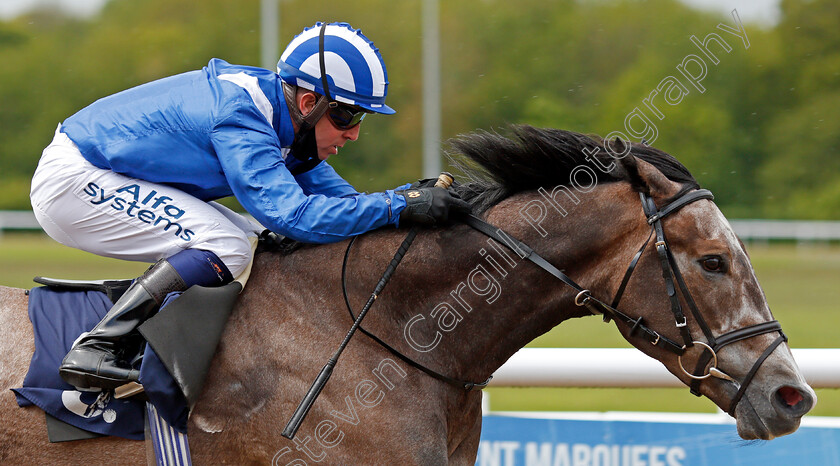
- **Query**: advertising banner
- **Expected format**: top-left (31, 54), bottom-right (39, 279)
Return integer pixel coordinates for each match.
top-left (477, 412), bottom-right (840, 466)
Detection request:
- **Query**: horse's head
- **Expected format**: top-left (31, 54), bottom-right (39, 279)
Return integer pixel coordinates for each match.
top-left (608, 154), bottom-right (815, 439)
top-left (452, 126), bottom-right (815, 440)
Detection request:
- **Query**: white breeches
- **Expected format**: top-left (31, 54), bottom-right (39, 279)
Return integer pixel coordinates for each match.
top-left (30, 127), bottom-right (262, 278)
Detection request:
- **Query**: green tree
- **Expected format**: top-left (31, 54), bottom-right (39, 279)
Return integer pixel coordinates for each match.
top-left (756, 0), bottom-right (840, 218)
top-left (0, 0), bottom-right (838, 220)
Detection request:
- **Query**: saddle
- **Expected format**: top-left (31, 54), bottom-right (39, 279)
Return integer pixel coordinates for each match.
top-left (33, 276), bottom-right (132, 303)
top-left (16, 276), bottom-right (242, 442)
top-left (18, 232), bottom-right (293, 444)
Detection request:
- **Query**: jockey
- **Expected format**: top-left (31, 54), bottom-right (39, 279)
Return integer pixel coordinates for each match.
top-left (30, 22), bottom-right (469, 391)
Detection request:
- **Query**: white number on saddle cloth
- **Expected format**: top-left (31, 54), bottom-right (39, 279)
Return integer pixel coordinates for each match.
top-left (61, 390), bottom-right (117, 423)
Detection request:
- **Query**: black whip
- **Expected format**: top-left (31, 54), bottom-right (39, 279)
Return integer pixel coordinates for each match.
top-left (281, 172), bottom-right (454, 439)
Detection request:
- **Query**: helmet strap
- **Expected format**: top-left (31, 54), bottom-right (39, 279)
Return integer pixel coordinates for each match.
top-left (282, 81), bottom-right (330, 130)
top-left (283, 82), bottom-right (329, 164)
top-left (281, 22), bottom-right (333, 165)
top-left (318, 22), bottom-right (332, 101)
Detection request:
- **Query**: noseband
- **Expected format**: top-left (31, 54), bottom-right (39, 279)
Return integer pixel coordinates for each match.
top-left (463, 188), bottom-right (786, 416)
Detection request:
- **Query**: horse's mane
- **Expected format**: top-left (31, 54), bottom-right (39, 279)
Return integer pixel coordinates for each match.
top-left (449, 125), bottom-right (700, 214)
top-left (260, 125), bottom-right (700, 255)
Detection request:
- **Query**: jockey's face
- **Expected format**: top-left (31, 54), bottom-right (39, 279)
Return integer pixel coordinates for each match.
top-left (313, 104), bottom-right (361, 161)
top-left (297, 91), bottom-right (362, 161)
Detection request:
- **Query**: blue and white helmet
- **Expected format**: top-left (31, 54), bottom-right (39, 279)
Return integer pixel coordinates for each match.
top-left (278, 22), bottom-right (395, 114)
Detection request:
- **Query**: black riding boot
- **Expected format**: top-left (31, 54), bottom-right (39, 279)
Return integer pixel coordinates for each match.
top-left (59, 259), bottom-right (187, 390)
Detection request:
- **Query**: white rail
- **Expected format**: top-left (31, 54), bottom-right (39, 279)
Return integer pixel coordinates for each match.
top-left (0, 210), bottom-right (39, 231)
top-left (730, 219), bottom-right (840, 242)
top-left (2, 211), bottom-right (840, 241)
top-left (490, 348), bottom-right (840, 388)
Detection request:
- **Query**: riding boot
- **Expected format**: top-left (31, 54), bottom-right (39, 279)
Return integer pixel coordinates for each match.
top-left (59, 259), bottom-right (187, 390)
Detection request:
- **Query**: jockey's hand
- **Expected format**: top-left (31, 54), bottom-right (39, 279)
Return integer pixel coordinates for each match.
top-left (258, 230), bottom-right (286, 250)
top-left (396, 187), bottom-right (472, 226)
top-left (410, 178), bottom-right (462, 190)
top-left (409, 178), bottom-right (437, 189)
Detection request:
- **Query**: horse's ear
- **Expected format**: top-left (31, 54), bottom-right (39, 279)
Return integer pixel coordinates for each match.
top-left (620, 155), bottom-right (682, 199)
top-left (618, 154), bottom-right (650, 196)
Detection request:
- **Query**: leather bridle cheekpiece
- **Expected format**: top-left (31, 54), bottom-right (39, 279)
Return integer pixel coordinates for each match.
top-left (345, 188), bottom-right (787, 416)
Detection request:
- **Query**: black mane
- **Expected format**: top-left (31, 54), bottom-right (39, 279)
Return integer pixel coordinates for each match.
top-left (449, 125), bottom-right (699, 214)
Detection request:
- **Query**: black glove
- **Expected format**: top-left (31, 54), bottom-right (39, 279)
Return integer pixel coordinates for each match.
top-left (409, 178), bottom-right (437, 189)
top-left (396, 187), bottom-right (472, 226)
top-left (410, 178), bottom-right (462, 190)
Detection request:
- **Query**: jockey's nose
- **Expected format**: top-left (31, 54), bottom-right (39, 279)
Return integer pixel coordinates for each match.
top-left (344, 124), bottom-right (361, 141)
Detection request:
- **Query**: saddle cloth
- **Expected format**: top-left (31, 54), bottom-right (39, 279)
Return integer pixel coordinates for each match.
top-left (14, 236), bottom-right (253, 441)
top-left (13, 287), bottom-right (191, 439)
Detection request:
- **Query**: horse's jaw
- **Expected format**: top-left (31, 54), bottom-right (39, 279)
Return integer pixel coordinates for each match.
top-left (642, 326), bottom-right (817, 440)
top-left (624, 334), bottom-right (816, 440)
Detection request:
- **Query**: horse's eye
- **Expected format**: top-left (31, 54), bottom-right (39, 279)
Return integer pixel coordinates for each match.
top-left (701, 256), bottom-right (724, 272)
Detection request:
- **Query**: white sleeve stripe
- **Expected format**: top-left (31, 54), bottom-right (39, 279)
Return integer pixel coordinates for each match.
top-left (218, 73), bottom-right (274, 128)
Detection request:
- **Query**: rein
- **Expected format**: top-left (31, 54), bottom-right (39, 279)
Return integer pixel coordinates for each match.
top-left (342, 236), bottom-right (493, 390)
top-left (342, 187), bottom-right (786, 417)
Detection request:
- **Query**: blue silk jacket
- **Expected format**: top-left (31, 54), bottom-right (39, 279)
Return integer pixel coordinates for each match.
top-left (61, 58), bottom-right (407, 243)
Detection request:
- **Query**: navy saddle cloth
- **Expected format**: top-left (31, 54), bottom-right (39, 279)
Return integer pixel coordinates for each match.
top-left (13, 283), bottom-right (239, 439)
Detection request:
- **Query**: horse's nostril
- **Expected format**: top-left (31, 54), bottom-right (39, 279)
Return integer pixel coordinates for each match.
top-left (774, 385), bottom-right (813, 418)
top-left (778, 386), bottom-right (804, 407)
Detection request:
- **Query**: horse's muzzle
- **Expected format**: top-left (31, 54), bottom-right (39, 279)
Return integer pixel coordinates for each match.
top-left (736, 381), bottom-right (816, 440)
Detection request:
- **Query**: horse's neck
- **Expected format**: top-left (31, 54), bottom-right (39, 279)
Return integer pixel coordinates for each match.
top-left (419, 201), bottom-right (609, 380)
top-left (470, 185), bottom-right (646, 373)
top-left (240, 184), bottom-right (644, 387)
top-left (346, 184), bottom-right (646, 385)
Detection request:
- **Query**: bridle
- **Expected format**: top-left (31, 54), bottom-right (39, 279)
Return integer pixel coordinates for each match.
top-left (599, 188), bottom-right (786, 416)
top-left (343, 187), bottom-right (786, 416)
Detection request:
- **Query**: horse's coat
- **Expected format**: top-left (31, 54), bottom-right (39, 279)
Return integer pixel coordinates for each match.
top-left (0, 127), bottom-right (815, 464)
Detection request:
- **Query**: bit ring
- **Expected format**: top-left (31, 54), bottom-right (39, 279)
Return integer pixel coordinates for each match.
top-left (678, 341), bottom-right (717, 380)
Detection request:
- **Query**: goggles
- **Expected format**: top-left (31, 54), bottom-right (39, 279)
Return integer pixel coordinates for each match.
top-left (326, 101), bottom-right (369, 130)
